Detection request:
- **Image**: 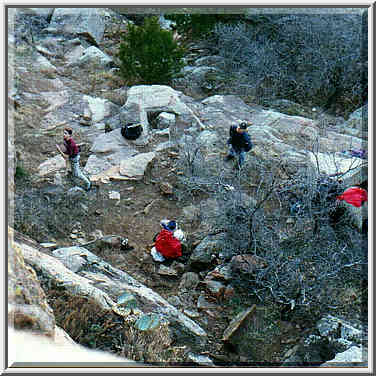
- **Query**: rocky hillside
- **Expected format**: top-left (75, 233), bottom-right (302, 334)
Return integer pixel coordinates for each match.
top-left (7, 8), bottom-right (368, 369)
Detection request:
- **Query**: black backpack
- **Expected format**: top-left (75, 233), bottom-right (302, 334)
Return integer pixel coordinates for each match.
top-left (121, 123), bottom-right (143, 140)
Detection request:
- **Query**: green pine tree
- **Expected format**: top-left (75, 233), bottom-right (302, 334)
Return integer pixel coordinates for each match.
top-left (118, 16), bottom-right (185, 84)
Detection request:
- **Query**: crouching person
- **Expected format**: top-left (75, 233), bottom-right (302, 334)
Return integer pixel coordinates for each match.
top-left (151, 220), bottom-right (183, 262)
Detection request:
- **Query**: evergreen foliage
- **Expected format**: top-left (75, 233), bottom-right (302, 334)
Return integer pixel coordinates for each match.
top-left (118, 16), bottom-right (185, 84)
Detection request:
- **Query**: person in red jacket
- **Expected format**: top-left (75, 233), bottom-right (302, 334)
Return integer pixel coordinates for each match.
top-left (336, 187), bottom-right (368, 207)
top-left (151, 220), bottom-right (182, 262)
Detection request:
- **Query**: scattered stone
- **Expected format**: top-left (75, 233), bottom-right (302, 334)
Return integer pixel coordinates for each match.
top-left (66, 186), bottom-right (86, 198)
top-left (83, 108), bottom-right (91, 121)
top-left (230, 254), bottom-right (267, 276)
top-left (179, 272), bottom-right (200, 291)
top-left (222, 305), bottom-right (256, 342)
top-left (204, 280), bottom-right (226, 299)
top-left (109, 191), bottom-right (120, 200)
top-left (187, 352), bottom-right (215, 367)
top-left (182, 204), bottom-right (200, 222)
top-left (158, 265), bottom-right (178, 277)
top-left (197, 294), bottom-right (218, 311)
top-left (167, 295), bottom-right (182, 308)
top-left (286, 217), bottom-right (295, 224)
top-left (316, 315), bottom-right (362, 343)
top-left (117, 292), bottom-right (138, 309)
top-left (135, 313), bottom-right (162, 332)
top-left (89, 230), bottom-right (103, 240)
top-left (320, 346), bottom-right (366, 367)
top-left (183, 309), bottom-right (200, 319)
top-left (39, 243), bottom-right (57, 248)
top-left (223, 285), bottom-right (235, 300)
top-left (206, 264), bottom-right (232, 282)
top-left (159, 181), bottom-right (173, 195)
top-left (171, 261), bottom-right (185, 274)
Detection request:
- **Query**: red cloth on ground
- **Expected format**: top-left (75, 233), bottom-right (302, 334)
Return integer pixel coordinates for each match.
top-left (336, 187), bottom-right (368, 207)
top-left (155, 229), bottom-right (182, 259)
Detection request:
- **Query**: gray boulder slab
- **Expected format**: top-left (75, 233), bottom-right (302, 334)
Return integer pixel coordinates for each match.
top-left (38, 155), bottom-right (66, 177)
top-left (90, 128), bottom-right (136, 154)
top-left (119, 152), bottom-right (156, 180)
top-left (77, 46), bottom-right (113, 68)
top-left (49, 8), bottom-right (106, 45)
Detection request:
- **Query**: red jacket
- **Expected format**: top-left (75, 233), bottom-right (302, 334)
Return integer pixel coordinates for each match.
top-left (337, 187), bottom-right (368, 208)
top-left (155, 229), bottom-right (182, 259)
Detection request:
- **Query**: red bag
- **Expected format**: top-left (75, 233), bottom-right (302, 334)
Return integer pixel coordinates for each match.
top-left (155, 229), bottom-right (182, 259)
top-left (336, 187), bottom-right (368, 207)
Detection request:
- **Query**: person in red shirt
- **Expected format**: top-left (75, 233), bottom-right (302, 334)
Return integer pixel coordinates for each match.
top-left (56, 127), bottom-right (91, 191)
top-left (151, 220), bottom-right (182, 262)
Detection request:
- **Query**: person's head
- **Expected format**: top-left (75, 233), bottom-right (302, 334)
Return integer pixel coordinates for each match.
top-left (63, 127), bottom-right (73, 140)
top-left (161, 220), bottom-right (177, 232)
top-left (236, 121), bottom-right (250, 133)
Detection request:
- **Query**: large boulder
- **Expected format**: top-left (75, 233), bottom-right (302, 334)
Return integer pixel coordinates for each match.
top-left (119, 152), bottom-right (156, 180)
top-left (38, 155), bottom-right (66, 177)
top-left (49, 8), bottom-right (106, 45)
top-left (20, 243), bottom-right (207, 348)
top-left (8, 228), bottom-right (56, 338)
top-left (307, 151), bottom-right (366, 188)
top-left (189, 233), bottom-right (227, 269)
top-left (83, 95), bottom-right (119, 123)
top-left (283, 314), bottom-right (367, 366)
top-left (338, 104), bottom-right (368, 139)
top-left (76, 46), bottom-right (113, 68)
top-left (90, 128), bottom-right (137, 154)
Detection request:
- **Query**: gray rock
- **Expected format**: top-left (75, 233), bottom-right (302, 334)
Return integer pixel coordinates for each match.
top-left (195, 56), bottom-right (225, 67)
top-left (187, 352), bottom-right (215, 366)
top-left (203, 280), bottom-right (225, 299)
top-left (77, 46), bottom-right (113, 68)
top-left (49, 8), bottom-right (106, 45)
top-left (158, 265), bottom-right (178, 277)
top-left (52, 247), bottom-right (89, 273)
top-left (196, 130), bottom-right (219, 149)
top-left (83, 95), bottom-right (119, 124)
top-left (66, 187), bottom-right (86, 198)
top-left (189, 234), bottom-right (227, 268)
top-left (197, 294), bottom-right (218, 311)
top-left (321, 346), bottom-right (367, 367)
top-left (21, 244), bottom-right (207, 344)
top-left (156, 112), bottom-right (175, 129)
top-left (36, 54), bottom-right (57, 75)
top-left (316, 315), bottom-right (363, 344)
top-left (179, 272), bottom-right (200, 291)
top-left (167, 295), bottom-right (182, 308)
top-left (119, 152), bottom-right (156, 180)
top-left (38, 155), bottom-right (66, 177)
top-left (340, 104), bottom-right (368, 139)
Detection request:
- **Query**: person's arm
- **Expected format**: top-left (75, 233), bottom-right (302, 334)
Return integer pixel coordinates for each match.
top-left (56, 144), bottom-right (68, 159)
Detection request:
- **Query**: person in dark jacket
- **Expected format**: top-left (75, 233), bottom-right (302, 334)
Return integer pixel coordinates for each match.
top-left (56, 127), bottom-right (91, 191)
top-left (225, 121), bottom-right (253, 168)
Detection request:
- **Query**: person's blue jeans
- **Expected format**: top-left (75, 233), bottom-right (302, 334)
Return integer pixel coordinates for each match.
top-left (228, 146), bottom-right (246, 167)
top-left (69, 154), bottom-right (91, 189)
